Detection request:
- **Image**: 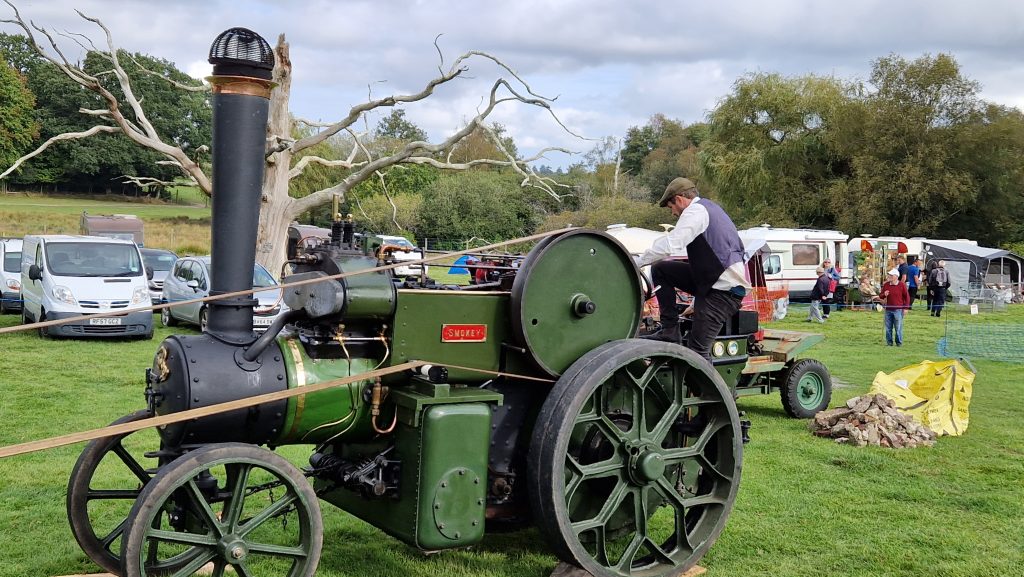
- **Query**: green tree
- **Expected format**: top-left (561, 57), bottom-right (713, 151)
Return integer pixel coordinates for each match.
top-left (417, 171), bottom-right (540, 241)
top-left (0, 61), bottom-right (37, 171)
top-left (831, 54), bottom-right (983, 237)
top-left (375, 109), bottom-right (428, 142)
top-left (701, 72), bottom-right (857, 227)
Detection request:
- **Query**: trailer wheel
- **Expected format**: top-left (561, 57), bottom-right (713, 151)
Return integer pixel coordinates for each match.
top-left (781, 359), bottom-right (832, 418)
top-left (529, 339), bottom-right (741, 577)
top-left (121, 443), bottom-right (322, 577)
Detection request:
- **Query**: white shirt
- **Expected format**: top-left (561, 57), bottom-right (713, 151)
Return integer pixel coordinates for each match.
top-left (636, 197), bottom-right (750, 291)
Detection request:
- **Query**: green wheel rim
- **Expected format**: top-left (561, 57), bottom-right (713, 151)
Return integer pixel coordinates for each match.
top-left (511, 230), bottom-right (642, 377)
top-left (534, 341), bottom-right (741, 577)
top-left (122, 444), bottom-right (321, 577)
top-left (797, 372), bottom-right (825, 410)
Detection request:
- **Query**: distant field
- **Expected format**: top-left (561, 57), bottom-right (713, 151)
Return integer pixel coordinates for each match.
top-left (0, 193), bottom-right (211, 254)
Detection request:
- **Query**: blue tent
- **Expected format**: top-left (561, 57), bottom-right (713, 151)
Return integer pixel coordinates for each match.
top-left (448, 254), bottom-right (473, 275)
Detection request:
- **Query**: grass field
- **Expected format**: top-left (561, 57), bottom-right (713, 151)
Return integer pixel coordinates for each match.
top-left (0, 298), bottom-right (1021, 577)
top-left (0, 194), bottom-right (212, 255)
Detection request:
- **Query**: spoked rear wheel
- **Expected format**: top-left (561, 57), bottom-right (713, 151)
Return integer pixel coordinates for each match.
top-left (529, 340), bottom-right (742, 577)
top-left (121, 443), bottom-right (322, 577)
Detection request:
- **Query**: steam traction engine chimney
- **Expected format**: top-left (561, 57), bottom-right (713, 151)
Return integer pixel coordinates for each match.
top-left (205, 28), bottom-right (275, 343)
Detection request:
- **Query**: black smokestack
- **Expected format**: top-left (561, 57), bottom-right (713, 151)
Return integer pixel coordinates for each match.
top-left (206, 28), bottom-right (275, 344)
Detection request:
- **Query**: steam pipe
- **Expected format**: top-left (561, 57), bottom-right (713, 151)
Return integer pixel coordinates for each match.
top-left (243, 309), bottom-right (306, 362)
top-left (205, 28), bottom-right (275, 345)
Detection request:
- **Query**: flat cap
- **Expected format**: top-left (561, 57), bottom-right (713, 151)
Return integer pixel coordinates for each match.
top-left (658, 177), bottom-right (697, 207)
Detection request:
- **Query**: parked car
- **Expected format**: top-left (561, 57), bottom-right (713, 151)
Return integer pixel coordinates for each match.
top-left (373, 234), bottom-right (429, 276)
top-left (140, 248), bottom-right (178, 304)
top-left (20, 235), bottom-right (153, 338)
top-left (0, 238), bottom-right (23, 314)
top-left (160, 256), bottom-right (287, 332)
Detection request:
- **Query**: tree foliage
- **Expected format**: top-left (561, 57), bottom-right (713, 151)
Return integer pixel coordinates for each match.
top-left (417, 171), bottom-right (540, 241)
top-left (0, 60), bottom-right (36, 169)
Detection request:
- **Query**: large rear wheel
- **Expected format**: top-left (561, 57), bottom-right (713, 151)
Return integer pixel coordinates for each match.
top-left (529, 340), bottom-right (742, 577)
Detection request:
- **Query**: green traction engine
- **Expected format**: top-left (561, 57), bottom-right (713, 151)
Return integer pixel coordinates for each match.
top-left (63, 28), bottom-right (745, 577)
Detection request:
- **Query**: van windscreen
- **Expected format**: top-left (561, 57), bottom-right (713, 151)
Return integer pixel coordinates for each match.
top-left (3, 251), bottom-right (19, 273)
top-left (45, 243), bottom-right (143, 277)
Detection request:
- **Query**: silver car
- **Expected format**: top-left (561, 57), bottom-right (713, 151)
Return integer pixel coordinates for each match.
top-left (160, 256), bottom-right (286, 332)
top-left (140, 248), bottom-right (178, 304)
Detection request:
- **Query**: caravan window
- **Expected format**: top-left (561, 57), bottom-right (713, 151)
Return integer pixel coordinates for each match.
top-left (792, 244), bottom-right (820, 266)
top-left (763, 255), bottom-right (781, 275)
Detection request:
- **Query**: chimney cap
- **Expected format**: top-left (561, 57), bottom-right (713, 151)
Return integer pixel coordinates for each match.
top-left (209, 27), bottom-right (274, 80)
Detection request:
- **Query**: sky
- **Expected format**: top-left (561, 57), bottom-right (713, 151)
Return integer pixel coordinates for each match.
top-left (4, 0), bottom-right (1024, 168)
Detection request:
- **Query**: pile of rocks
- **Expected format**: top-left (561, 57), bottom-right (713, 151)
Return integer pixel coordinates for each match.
top-left (810, 393), bottom-right (937, 448)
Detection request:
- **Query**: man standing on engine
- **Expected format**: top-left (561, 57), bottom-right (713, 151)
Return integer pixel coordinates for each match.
top-left (636, 177), bottom-right (751, 362)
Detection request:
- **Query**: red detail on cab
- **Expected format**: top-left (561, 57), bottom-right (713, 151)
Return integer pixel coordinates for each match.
top-left (441, 324), bottom-right (488, 342)
top-left (753, 329), bottom-right (764, 342)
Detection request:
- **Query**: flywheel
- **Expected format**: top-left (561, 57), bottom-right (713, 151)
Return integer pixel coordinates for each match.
top-left (511, 230), bottom-right (643, 376)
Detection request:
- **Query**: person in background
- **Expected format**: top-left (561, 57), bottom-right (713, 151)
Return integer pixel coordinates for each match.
top-left (924, 258), bottom-right (938, 311)
top-left (858, 276), bottom-right (879, 307)
top-left (636, 177), bottom-right (750, 362)
top-left (928, 260), bottom-right (951, 317)
top-left (879, 268), bottom-right (911, 346)
top-left (906, 256), bottom-right (922, 309)
top-left (820, 258), bottom-right (841, 317)
top-left (807, 266), bottom-right (829, 323)
top-left (896, 255), bottom-right (908, 283)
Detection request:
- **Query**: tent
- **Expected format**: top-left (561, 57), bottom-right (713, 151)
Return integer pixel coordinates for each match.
top-left (448, 254), bottom-right (473, 275)
top-left (922, 240), bottom-right (1023, 298)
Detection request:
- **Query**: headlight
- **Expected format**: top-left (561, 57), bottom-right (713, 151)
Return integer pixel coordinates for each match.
top-left (712, 341), bottom-right (725, 357)
top-left (5, 278), bottom-right (19, 291)
top-left (131, 286), bottom-right (149, 305)
top-left (52, 285), bottom-right (77, 306)
top-left (727, 340), bottom-right (740, 356)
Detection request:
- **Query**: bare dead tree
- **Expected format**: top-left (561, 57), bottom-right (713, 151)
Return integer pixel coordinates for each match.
top-left (0, 2), bottom-right (580, 274)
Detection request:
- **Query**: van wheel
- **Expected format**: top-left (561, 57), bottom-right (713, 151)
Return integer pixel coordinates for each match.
top-left (199, 307), bottom-right (208, 333)
top-left (160, 307), bottom-right (177, 327)
top-left (38, 309), bottom-right (49, 339)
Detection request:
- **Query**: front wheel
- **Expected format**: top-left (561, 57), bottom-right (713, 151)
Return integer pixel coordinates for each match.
top-left (780, 359), bottom-right (832, 418)
top-left (529, 339), bottom-right (742, 577)
top-left (121, 443), bottom-right (323, 577)
top-left (161, 306), bottom-right (177, 327)
top-left (198, 307), bottom-right (208, 333)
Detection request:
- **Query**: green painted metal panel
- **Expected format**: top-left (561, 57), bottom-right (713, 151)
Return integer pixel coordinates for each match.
top-left (390, 290), bottom-right (532, 382)
top-left (392, 382), bottom-right (503, 427)
top-left (274, 337), bottom-right (377, 445)
top-left (316, 401), bottom-right (493, 550)
top-left (336, 255), bottom-right (396, 319)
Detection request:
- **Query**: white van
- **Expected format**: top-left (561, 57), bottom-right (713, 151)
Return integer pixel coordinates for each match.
top-left (1, 238), bottom-right (23, 314)
top-left (21, 235), bottom-right (153, 338)
top-left (739, 226), bottom-right (850, 300)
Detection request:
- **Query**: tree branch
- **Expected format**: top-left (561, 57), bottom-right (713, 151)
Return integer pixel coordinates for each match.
top-left (0, 125), bottom-right (120, 180)
top-left (127, 54), bottom-right (209, 92)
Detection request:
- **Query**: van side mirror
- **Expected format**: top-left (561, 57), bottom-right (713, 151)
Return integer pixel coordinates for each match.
top-left (146, 268), bottom-right (154, 280)
top-left (186, 279), bottom-right (200, 291)
top-left (28, 264), bottom-right (42, 281)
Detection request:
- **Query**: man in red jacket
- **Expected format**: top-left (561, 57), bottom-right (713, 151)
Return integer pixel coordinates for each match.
top-left (879, 268), bottom-right (911, 346)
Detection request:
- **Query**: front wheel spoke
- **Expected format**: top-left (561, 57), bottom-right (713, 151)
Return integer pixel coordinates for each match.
top-left (660, 446), bottom-right (699, 465)
top-left (690, 415), bottom-right (729, 454)
top-left (238, 492), bottom-right (298, 538)
top-left (578, 459), bottom-right (624, 481)
top-left (616, 532), bottom-right (647, 571)
top-left (185, 480), bottom-right (225, 537)
top-left (625, 356), bottom-right (669, 389)
top-left (654, 477), bottom-right (691, 513)
top-left (247, 541), bottom-right (308, 558)
top-left (99, 518), bottom-right (128, 549)
top-left (211, 560), bottom-right (226, 577)
top-left (223, 463), bottom-right (253, 530)
top-left (235, 560), bottom-right (256, 577)
top-left (570, 479), bottom-right (628, 534)
top-left (696, 453), bottom-right (732, 483)
top-left (87, 488), bottom-right (142, 500)
top-left (674, 507), bottom-right (695, 552)
top-left (164, 548), bottom-right (217, 577)
top-left (112, 442), bottom-right (152, 484)
top-left (145, 528), bottom-right (218, 547)
top-left (597, 414), bottom-right (629, 445)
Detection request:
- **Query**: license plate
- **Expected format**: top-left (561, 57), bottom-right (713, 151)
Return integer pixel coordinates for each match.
top-left (89, 317), bottom-right (122, 326)
top-left (253, 317), bottom-right (274, 326)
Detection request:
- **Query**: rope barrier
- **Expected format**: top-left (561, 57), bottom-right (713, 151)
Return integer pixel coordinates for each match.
top-left (0, 227), bottom-right (576, 336)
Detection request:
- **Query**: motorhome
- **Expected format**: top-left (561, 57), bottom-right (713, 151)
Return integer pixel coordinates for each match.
top-left (21, 235), bottom-right (153, 338)
top-left (0, 238), bottom-right (22, 313)
top-left (739, 225), bottom-right (850, 300)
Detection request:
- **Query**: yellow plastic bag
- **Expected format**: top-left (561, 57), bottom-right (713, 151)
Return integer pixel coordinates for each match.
top-left (868, 359), bottom-right (974, 436)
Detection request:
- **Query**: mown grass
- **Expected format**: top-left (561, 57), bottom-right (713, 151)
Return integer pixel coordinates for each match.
top-left (0, 291), bottom-right (1021, 576)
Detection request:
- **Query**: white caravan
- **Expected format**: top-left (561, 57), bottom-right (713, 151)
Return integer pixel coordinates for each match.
top-left (739, 225), bottom-right (850, 300)
top-left (21, 235), bottom-right (153, 338)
